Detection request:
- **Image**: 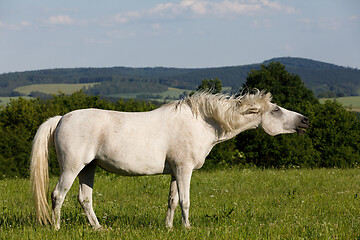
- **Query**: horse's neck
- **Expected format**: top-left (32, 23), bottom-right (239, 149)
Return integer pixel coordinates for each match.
top-left (216, 115), bottom-right (262, 142)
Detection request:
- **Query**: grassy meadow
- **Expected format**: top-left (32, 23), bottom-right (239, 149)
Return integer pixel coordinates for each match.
top-left (0, 83), bottom-right (100, 106)
top-left (13, 83), bottom-right (100, 96)
top-left (0, 96), bottom-right (32, 106)
top-left (320, 96), bottom-right (360, 112)
top-left (1, 168), bottom-right (360, 239)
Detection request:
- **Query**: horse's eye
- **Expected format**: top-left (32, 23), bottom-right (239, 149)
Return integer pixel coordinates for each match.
top-left (272, 107), bottom-right (282, 115)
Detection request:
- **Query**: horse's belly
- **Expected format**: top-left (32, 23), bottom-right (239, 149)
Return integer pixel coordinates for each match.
top-left (95, 154), bottom-right (172, 176)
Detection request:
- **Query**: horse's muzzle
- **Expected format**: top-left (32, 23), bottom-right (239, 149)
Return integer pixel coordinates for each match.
top-left (296, 116), bottom-right (309, 135)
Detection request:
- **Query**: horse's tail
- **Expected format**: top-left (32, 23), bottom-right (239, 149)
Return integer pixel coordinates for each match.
top-left (30, 116), bottom-right (62, 225)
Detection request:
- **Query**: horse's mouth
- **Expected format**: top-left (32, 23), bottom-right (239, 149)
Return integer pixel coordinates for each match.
top-left (296, 116), bottom-right (309, 135)
top-left (296, 126), bottom-right (308, 135)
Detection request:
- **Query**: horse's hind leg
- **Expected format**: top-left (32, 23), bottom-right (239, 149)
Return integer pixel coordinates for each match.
top-left (165, 175), bottom-right (179, 228)
top-left (51, 170), bottom-right (79, 230)
top-left (78, 161), bottom-right (101, 230)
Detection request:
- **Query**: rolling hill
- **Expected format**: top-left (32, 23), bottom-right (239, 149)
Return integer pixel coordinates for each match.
top-left (0, 57), bottom-right (359, 99)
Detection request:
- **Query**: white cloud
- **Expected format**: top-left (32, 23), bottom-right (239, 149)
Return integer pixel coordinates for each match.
top-left (107, 30), bottom-right (136, 40)
top-left (111, 0), bottom-right (297, 24)
top-left (114, 11), bottom-right (141, 24)
top-left (261, 0), bottom-right (296, 14)
top-left (349, 15), bottom-right (358, 21)
top-left (282, 43), bottom-right (293, 51)
top-left (44, 15), bottom-right (88, 28)
top-left (151, 23), bottom-right (162, 30)
top-left (298, 17), bottom-right (341, 31)
top-left (47, 15), bottom-right (75, 25)
top-left (84, 37), bottom-right (112, 46)
top-left (0, 20), bottom-right (32, 31)
top-left (297, 18), bottom-right (311, 24)
top-left (317, 18), bottom-right (340, 31)
top-left (21, 21), bottom-right (31, 27)
top-left (251, 19), bottom-right (271, 28)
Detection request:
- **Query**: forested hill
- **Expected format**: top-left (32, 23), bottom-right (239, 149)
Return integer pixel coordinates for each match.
top-left (0, 57), bottom-right (359, 97)
top-left (264, 57), bottom-right (360, 97)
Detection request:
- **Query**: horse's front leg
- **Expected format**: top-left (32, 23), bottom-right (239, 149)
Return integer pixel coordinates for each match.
top-left (165, 175), bottom-right (179, 228)
top-left (174, 165), bottom-right (193, 229)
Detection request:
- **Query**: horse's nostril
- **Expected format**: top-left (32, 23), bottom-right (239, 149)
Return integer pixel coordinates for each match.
top-left (302, 117), bottom-right (309, 124)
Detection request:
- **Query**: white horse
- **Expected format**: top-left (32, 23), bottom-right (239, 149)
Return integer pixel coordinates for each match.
top-left (30, 91), bottom-right (308, 230)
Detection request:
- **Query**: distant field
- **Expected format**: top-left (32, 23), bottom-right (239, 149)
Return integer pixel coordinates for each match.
top-left (14, 83), bottom-right (100, 96)
top-left (320, 96), bottom-right (360, 111)
top-left (0, 96), bottom-right (32, 106)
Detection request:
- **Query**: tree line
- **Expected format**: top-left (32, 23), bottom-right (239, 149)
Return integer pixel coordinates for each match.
top-left (0, 62), bottom-right (359, 179)
top-left (1, 57), bottom-right (359, 98)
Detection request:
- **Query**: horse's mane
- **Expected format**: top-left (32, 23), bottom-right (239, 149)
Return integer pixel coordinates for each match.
top-left (165, 90), bottom-right (272, 133)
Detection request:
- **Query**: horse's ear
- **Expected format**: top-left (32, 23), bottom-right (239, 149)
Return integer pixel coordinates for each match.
top-left (244, 107), bottom-right (260, 115)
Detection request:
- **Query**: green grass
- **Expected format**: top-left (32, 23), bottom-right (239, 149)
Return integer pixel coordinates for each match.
top-left (320, 96), bottom-right (360, 111)
top-left (1, 168), bottom-right (360, 239)
top-left (14, 83), bottom-right (100, 96)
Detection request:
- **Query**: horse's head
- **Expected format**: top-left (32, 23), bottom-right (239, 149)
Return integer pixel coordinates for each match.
top-left (181, 90), bottom-right (309, 137)
top-left (260, 101), bottom-right (309, 136)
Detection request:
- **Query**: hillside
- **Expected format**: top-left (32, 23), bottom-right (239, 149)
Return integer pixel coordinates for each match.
top-left (264, 57), bottom-right (360, 97)
top-left (0, 57), bottom-right (359, 98)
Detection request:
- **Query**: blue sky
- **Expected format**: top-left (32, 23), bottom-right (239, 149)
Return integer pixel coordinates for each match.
top-left (0, 0), bottom-right (359, 73)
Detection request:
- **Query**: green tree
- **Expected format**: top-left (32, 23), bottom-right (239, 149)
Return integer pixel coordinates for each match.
top-left (305, 100), bottom-right (360, 167)
top-left (243, 62), bottom-right (318, 109)
top-left (236, 62), bottom-right (360, 168)
top-left (0, 127), bottom-right (32, 179)
top-left (197, 78), bottom-right (223, 94)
